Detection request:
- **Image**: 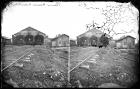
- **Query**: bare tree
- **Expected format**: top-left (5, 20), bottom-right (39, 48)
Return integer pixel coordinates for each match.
top-left (100, 4), bottom-right (127, 36)
top-left (80, 2), bottom-right (138, 38)
top-left (86, 24), bottom-right (92, 30)
top-left (86, 20), bottom-right (99, 30)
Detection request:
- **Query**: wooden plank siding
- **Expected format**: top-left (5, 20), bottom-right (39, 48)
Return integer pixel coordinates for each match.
top-left (77, 27), bottom-right (110, 47)
top-left (115, 36), bottom-right (135, 49)
top-left (51, 34), bottom-right (70, 47)
top-left (12, 27), bottom-right (50, 46)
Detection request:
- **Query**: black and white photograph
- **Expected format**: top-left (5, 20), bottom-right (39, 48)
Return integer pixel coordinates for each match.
top-left (1, 1), bottom-right (139, 88)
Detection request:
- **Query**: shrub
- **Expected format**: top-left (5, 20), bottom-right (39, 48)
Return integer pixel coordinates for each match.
top-left (99, 34), bottom-right (109, 47)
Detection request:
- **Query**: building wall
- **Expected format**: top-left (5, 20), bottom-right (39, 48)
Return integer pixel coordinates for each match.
top-left (77, 35), bottom-right (102, 47)
top-left (44, 37), bottom-right (51, 47)
top-left (57, 35), bottom-right (69, 47)
top-left (109, 40), bottom-right (116, 48)
top-left (70, 40), bottom-right (76, 46)
top-left (126, 37), bottom-right (135, 48)
top-left (52, 41), bottom-right (57, 47)
top-left (51, 35), bottom-right (69, 47)
top-left (1, 37), bottom-right (12, 45)
top-left (116, 42), bottom-right (121, 48)
top-left (116, 37), bottom-right (135, 49)
top-left (77, 28), bottom-right (107, 47)
top-left (5, 39), bottom-right (12, 45)
top-left (12, 31), bottom-right (46, 45)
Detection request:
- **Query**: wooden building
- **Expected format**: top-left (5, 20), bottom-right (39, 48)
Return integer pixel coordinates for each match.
top-left (77, 27), bottom-right (110, 46)
top-left (115, 35), bottom-right (135, 49)
top-left (51, 34), bottom-right (69, 47)
top-left (1, 36), bottom-right (12, 45)
top-left (44, 36), bottom-right (52, 47)
top-left (12, 27), bottom-right (49, 45)
top-left (70, 40), bottom-right (77, 46)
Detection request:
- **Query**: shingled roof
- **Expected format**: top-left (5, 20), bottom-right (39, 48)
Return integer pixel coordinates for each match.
top-left (77, 27), bottom-right (110, 38)
top-left (13, 27), bottom-right (46, 37)
top-left (51, 34), bottom-right (69, 41)
top-left (116, 35), bottom-right (136, 42)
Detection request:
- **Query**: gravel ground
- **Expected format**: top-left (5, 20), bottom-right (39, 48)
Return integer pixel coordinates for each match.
top-left (70, 47), bottom-right (138, 88)
top-left (2, 46), bottom-right (68, 88)
top-left (1, 46), bottom-right (139, 88)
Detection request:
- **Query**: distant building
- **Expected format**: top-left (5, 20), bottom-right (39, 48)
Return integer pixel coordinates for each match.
top-left (51, 34), bottom-right (69, 47)
top-left (70, 40), bottom-right (77, 46)
top-left (12, 27), bottom-right (49, 45)
top-left (115, 35), bottom-right (135, 49)
top-left (77, 27), bottom-right (110, 46)
top-left (1, 36), bottom-right (11, 45)
top-left (44, 36), bottom-right (52, 47)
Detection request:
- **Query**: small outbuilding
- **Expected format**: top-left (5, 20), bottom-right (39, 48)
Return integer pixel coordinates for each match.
top-left (51, 34), bottom-right (69, 47)
top-left (1, 36), bottom-right (11, 45)
top-left (115, 35), bottom-right (135, 49)
top-left (70, 40), bottom-right (77, 46)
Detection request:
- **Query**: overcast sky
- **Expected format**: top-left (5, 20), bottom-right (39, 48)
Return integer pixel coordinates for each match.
top-left (2, 2), bottom-right (139, 43)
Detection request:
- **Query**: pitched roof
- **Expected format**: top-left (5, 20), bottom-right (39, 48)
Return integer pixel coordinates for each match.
top-left (77, 27), bottom-right (110, 38)
top-left (116, 35), bottom-right (136, 42)
top-left (13, 26), bottom-right (46, 36)
top-left (51, 34), bottom-right (69, 41)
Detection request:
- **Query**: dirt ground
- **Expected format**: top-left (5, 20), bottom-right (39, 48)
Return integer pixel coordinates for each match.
top-left (70, 47), bottom-right (139, 88)
top-left (1, 45), bottom-right (69, 88)
top-left (1, 45), bottom-right (139, 88)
